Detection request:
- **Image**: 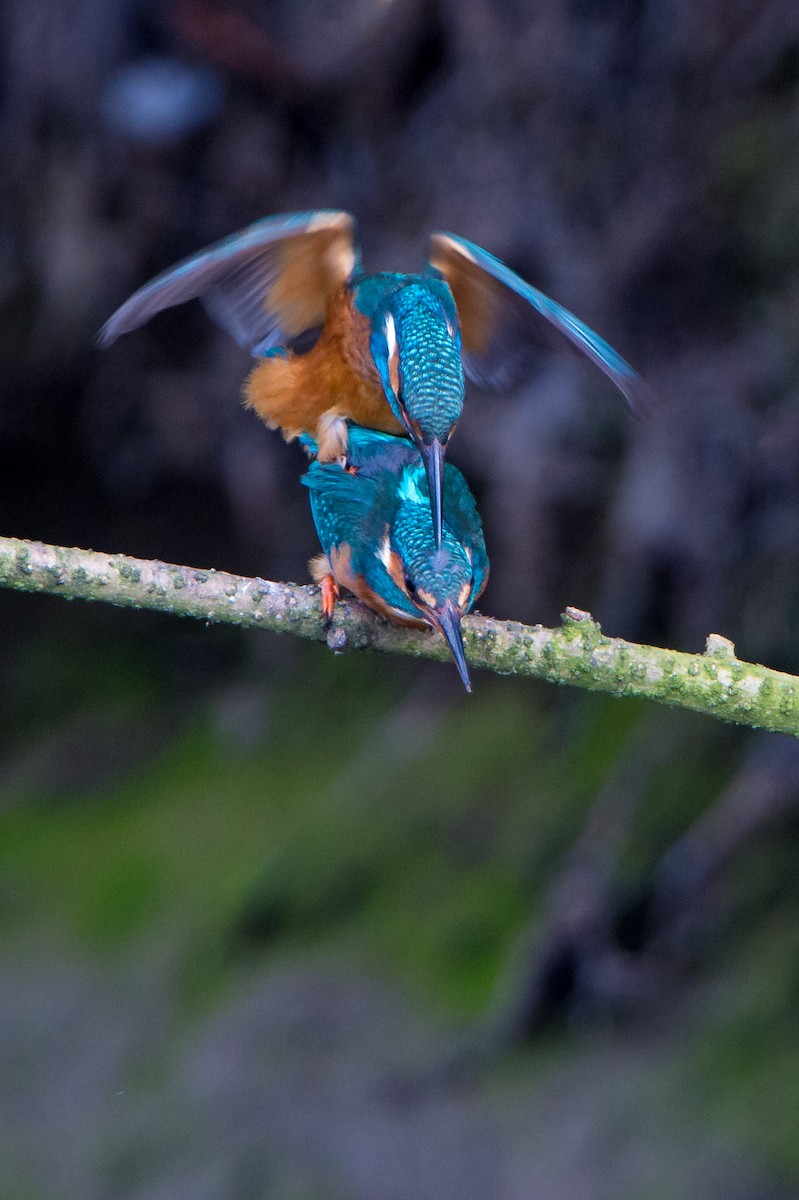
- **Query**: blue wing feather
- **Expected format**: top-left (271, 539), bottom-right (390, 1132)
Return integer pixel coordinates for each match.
top-left (302, 459), bottom-right (383, 559)
top-left (99, 210), bottom-right (358, 356)
top-left (303, 430), bottom-right (417, 562)
top-left (429, 233), bottom-right (651, 413)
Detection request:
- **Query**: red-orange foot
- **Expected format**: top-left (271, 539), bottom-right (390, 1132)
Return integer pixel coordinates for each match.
top-left (321, 574), bottom-right (340, 622)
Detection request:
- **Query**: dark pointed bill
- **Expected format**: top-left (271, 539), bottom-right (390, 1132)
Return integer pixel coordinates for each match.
top-left (434, 600), bottom-right (471, 693)
top-left (422, 437), bottom-right (445, 549)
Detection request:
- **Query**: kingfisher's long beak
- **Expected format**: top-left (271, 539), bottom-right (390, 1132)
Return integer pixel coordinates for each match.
top-left (432, 600), bottom-right (471, 693)
top-left (422, 438), bottom-right (445, 548)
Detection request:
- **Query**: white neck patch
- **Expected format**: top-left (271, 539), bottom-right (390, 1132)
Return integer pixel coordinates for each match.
top-left (376, 532), bottom-right (394, 571)
top-left (384, 312), bottom-right (397, 360)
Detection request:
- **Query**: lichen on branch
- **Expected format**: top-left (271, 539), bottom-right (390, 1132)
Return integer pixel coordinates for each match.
top-left (1, 535), bottom-right (798, 737)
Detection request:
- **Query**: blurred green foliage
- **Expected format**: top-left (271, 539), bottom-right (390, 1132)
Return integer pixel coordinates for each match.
top-left (0, 611), bottom-right (646, 1013)
top-left (2, 606), bottom-right (799, 1191)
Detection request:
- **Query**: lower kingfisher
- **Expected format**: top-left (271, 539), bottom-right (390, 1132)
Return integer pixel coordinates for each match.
top-left (99, 210), bottom-right (647, 546)
top-left (301, 426), bottom-right (489, 692)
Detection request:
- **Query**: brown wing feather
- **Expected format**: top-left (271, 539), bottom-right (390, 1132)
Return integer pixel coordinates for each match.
top-left (268, 213), bottom-right (357, 337)
top-left (428, 234), bottom-right (498, 356)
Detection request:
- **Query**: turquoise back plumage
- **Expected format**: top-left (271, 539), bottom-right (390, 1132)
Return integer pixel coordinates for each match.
top-left (301, 428), bottom-right (488, 625)
top-left (391, 283), bottom-right (464, 443)
top-left (352, 273), bottom-right (464, 443)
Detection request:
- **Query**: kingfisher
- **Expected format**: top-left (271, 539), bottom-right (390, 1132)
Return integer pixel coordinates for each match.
top-left (300, 426), bottom-right (489, 693)
top-left (99, 210), bottom-right (647, 546)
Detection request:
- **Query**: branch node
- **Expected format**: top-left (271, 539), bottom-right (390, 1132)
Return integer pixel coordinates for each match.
top-left (326, 625), bottom-right (349, 654)
top-left (705, 633), bottom-right (737, 659)
top-left (564, 606), bottom-right (594, 623)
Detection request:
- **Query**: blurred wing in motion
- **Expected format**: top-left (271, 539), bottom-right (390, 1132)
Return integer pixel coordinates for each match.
top-left (429, 232), bottom-right (650, 413)
top-left (99, 210), bottom-right (359, 356)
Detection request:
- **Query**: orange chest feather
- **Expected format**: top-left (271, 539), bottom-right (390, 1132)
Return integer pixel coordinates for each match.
top-left (243, 291), bottom-right (404, 440)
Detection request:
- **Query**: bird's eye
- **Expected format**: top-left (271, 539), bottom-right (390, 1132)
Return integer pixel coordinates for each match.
top-left (404, 576), bottom-right (417, 597)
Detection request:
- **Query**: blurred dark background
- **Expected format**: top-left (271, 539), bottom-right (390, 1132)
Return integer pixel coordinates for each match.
top-left (2, 2), bottom-right (799, 1198)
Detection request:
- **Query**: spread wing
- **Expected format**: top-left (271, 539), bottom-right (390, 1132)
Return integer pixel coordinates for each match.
top-left (428, 232), bottom-right (650, 413)
top-left (99, 210), bottom-right (359, 356)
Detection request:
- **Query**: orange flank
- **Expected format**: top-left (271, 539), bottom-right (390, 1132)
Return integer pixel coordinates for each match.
top-left (328, 543), bottom-right (427, 630)
top-left (311, 542), bottom-right (427, 629)
top-left (244, 288), bottom-right (404, 458)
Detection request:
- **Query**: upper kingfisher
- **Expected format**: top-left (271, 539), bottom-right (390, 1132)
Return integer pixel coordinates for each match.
top-left (99, 210), bottom-right (648, 546)
top-left (301, 426), bottom-right (489, 692)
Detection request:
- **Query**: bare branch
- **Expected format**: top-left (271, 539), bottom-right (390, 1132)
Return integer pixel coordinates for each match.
top-left (2, 536), bottom-right (798, 737)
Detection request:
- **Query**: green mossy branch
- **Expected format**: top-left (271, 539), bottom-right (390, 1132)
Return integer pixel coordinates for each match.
top-left (1, 534), bottom-right (798, 736)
